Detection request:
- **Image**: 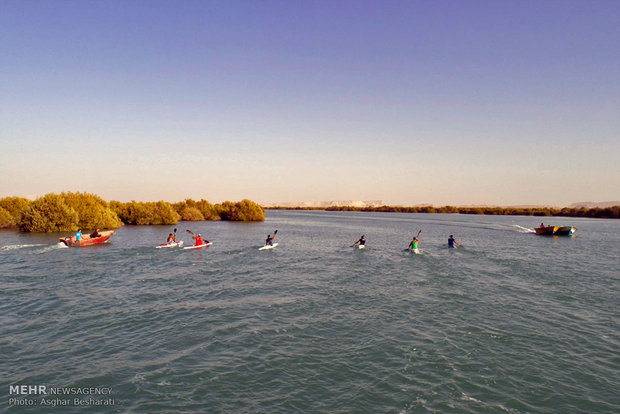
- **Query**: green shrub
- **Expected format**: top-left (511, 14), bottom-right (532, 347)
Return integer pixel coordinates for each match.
top-left (179, 206), bottom-right (204, 221)
top-left (0, 207), bottom-right (16, 229)
top-left (173, 199), bottom-right (221, 221)
top-left (217, 199), bottom-right (265, 221)
top-left (0, 196), bottom-right (30, 223)
top-left (60, 192), bottom-right (122, 230)
top-left (196, 199), bottom-right (221, 221)
top-left (19, 193), bottom-right (79, 232)
top-left (111, 200), bottom-right (180, 225)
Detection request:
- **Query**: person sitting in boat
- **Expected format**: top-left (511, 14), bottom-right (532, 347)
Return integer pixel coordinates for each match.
top-left (90, 228), bottom-right (101, 238)
top-left (167, 233), bottom-right (175, 244)
top-left (265, 233), bottom-right (275, 246)
top-left (448, 235), bottom-right (460, 248)
top-left (353, 235), bottom-right (366, 247)
top-left (193, 233), bottom-right (205, 246)
top-left (409, 236), bottom-right (419, 250)
top-left (74, 229), bottom-right (83, 241)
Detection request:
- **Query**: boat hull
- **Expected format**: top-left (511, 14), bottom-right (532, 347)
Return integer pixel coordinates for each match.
top-left (534, 226), bottom-right (576, 236)
top-left (535, 226), bottom-right (558, 235)
top-left (555, 226), bottom-right (576, 235)
top-left (60, 230), bottom-right (115, 247)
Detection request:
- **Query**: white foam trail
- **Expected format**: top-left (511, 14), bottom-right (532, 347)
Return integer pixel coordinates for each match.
top-left (32, 243), bottom-right (68, 254)
top-left (0, 244), bottom-right (46, 251)
top-left (512, 225), bottom-right (535, 233)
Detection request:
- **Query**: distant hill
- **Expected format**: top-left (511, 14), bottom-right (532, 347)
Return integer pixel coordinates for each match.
top-left (570, 201), bottom-right (620, 208)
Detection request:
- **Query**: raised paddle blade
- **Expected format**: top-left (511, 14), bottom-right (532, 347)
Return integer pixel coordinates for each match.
top-left (274, 229), bottom-right (278, 235)
top-left (186, 229), bottom-right (194, 235)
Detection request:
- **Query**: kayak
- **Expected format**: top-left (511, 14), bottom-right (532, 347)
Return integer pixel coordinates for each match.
top-left (259, 243), bottom-right (278, 250)
top-left (183, 242), bottom-right (212, 250)
top-left (357, 244), bottom-right (366, 249)
top-left (156, 241), bottom-right (183, 248)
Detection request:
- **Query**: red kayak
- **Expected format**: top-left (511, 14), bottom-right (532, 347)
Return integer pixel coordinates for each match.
top-left (59, 230), bottom-right (115, 247)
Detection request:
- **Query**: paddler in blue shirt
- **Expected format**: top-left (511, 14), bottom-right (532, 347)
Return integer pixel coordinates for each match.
top-left (166, 228), bottom-right (177, 244)
top-left (448, 235), bottom-right (460, 248)
top-left (264, 229), bottom-right (278, 246)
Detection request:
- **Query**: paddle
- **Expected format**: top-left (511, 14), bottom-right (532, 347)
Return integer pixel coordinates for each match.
top-left (448, 236), bottom-right (462, 248)
top-left (186, 229), bottom-right (209, 243)
top-left (351, 234), bottom-right (365, 248)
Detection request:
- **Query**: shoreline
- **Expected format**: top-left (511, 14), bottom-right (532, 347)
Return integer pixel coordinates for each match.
top-left (265, 205), bottom-right (620, 219)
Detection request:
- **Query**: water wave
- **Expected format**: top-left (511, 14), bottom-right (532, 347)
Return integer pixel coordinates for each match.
top-left (0, 244), bottom-right (45, 251)
top-left (511, 225), bottom-right (535, 233)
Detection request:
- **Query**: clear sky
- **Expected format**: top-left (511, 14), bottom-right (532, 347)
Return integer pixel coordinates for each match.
top-left (1, 0), bottom-right (619, 206)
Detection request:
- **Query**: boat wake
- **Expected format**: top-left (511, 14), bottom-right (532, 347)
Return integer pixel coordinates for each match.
top-left (31, 243), bottom-right (69, 254)
top-left (0, 244), bottom-right (46, 251)
top-left (511, 225), bottom-right (535, 233)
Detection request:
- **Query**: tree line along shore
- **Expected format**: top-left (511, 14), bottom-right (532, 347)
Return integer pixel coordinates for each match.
top-left (0, 193), bottom-right (265, 232)
top-left (266, 205), bottom-right (620, 219)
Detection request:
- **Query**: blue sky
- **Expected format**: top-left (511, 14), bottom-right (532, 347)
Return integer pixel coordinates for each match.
top-left (1, 0), bottom-right (619, 205)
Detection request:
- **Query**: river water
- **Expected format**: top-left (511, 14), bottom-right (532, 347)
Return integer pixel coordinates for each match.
top-left (1, 210), bottom-right (618, 413)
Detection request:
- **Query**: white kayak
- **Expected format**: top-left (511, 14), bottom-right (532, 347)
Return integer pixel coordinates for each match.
top-left (357, 244), bottom-right (366, 249)
top-left (410, 248), bottom-right (421, 254)
top-left (156, 241), bottom-right (184, 248)
top-left (183, 242), bottom-right (212, 250)
top-left (259, 243), bottom-right (278, 250)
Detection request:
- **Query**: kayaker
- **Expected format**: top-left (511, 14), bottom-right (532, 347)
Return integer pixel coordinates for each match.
top-left (90, 229), bottom-right (101, 238)
top-left (75, 229), bottom-right (83, 240)
top-left (265, 233), bottom-right (275, 246)
top-left (166, 233), bottom-right (175, 244)
top-left (352, 235), bottom-right (366, 247)
top-left (448, 235), bottom-right (460, 248)
top-left (193, 234), bottom-right (205, 246)
top-left (408, 230), bottom-right (422, 251)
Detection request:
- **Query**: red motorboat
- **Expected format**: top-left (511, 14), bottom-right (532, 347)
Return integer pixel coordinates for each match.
top-left (59, 230), bottom-right (115, 247)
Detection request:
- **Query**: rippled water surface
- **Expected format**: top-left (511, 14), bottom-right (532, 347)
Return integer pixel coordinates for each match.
top-left (2, 211), bottom-right (619, 413)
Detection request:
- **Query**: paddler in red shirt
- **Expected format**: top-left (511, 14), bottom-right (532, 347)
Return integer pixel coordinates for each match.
top-left (193, 234), bottom-right (204, 246)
